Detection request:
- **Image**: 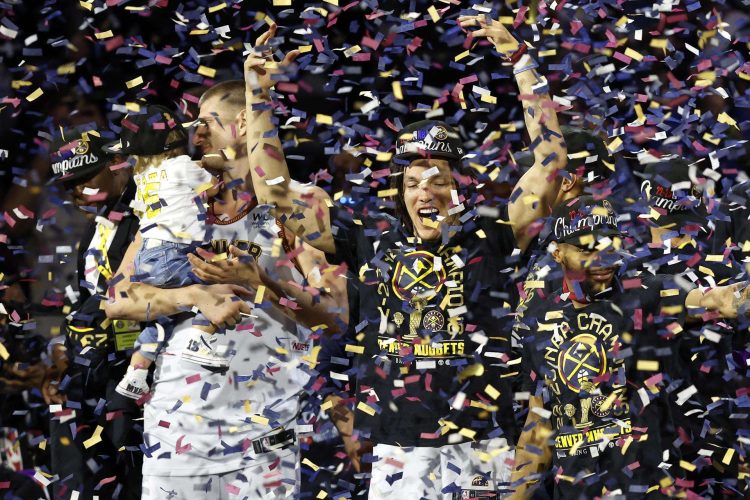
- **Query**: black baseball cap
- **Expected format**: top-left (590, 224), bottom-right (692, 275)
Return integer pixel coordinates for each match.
top-left (49, 127), bottom-right (113, 184)
top-left (104, 104), bottom-right (187, 155)
top-left (639, 159), bottom-right (707, 228)
top-left (393, 120), bottom-right (465, 163)
top-left (516, 126), bottom-right (613, 185)
top-left (545, 195), bottom-right (621, 246)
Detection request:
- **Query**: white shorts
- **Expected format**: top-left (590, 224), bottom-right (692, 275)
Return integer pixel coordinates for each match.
top-left (141, 448), bottom-right (298, 499)
top-left (369, 439), bottom-right (514, 499)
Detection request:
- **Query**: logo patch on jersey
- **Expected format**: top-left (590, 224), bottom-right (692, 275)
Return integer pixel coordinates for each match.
top-left (422, 310), bottom-right (445, 332)
top-left (557, 333), bottom-right (606, 393)
top-left (391, 250), bottom-right (446, 301)
top-left (291, 341), bottom-right (310, 352)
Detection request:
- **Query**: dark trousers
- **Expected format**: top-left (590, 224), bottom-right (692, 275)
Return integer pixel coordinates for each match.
top-left (49, 350), bottom-right (142, 500)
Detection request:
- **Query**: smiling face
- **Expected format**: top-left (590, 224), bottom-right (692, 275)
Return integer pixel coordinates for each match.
top-left (402, 158), bottom-right (458, 241)
top-left (64, 155), bottom-right (128, 219)
top-left (553, 242), bottom-right (619, 297)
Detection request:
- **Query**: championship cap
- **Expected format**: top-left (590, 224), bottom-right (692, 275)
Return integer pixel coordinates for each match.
top-left (639, 159), bottom-right (707, 228)
top-left (104, 104), bottom-right (187, 155)
top-left (393, 120), bottom-right (465, 163)
top-left (516, 126), bottom-right (613, 184)
top-left (545, 195), bottom-right (621, 246)
top-left (49, 127), bottom-right (112, 184)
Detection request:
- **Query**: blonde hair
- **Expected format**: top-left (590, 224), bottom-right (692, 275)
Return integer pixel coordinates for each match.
top-left (199, 80), bottom-right (245, 115)
top-left (132, 129), bottom-right (188, 173)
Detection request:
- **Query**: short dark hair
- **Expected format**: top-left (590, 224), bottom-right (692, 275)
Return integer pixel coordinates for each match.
top-left (199, 80), bottom-right (245, 115)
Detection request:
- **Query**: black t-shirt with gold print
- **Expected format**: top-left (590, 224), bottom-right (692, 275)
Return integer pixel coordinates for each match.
top-left (516, 274), bottom-right (689, 499)
top-left (327, 205), bottom-right (520, 447)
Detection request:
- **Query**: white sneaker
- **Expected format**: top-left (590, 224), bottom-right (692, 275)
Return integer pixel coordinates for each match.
top-left (115, 367), bottom-right (150, 399)
top-left (181, 329), bottom-right (230, 369)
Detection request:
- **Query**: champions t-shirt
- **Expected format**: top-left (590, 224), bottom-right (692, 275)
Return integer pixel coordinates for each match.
top-left (516, 275), bottom-right (690, 498)
top-left (327, 205), bottom-right (520, 447)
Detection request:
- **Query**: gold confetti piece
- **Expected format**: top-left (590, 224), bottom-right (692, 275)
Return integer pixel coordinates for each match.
top-left (377, 188), bottom-right (398, 198)
top-left (458, 427), bottom-right (477, 440)
top-left (623, 47), bottom-right (644, 61)
top-left (316, 490), bottom-right (328, 499)
top-left (718, 112), bottom-right (738, 128)
top-left (392, 81), bottom-right (403, 100)
top-left (254, 285), bottom-right (266, 304)
top-left (637, 360), bottom-right (659, 371)
top-left (480, 94), bottom-right (497, 104)
top-left (316, 114), bottom-right (332, 125)
top-left (607, 136), bottom-right (623, 153)
top-left (26, 88), bottom-right (44, 102)
top-left (39, 439), bottom-right (46, 450)
top-left (0, 343), bottom-right (8, 360)
top-left (298, 45), bottom-right (312, 53)
top-left (83, 426), bottom-right (103, 449)
top-left (345, 344), bottom-right (364, 354)
top-left (427, 5), bottom-right (440, 22)
top-left (649, 39), bottom-right (668, 50)
top-left (484, 384), bottom-right (500, 400)
top-left (125, 102), bottom-right (141, 112)
top-left (680, 460), bottom-right (697, 471)
top-left (320, 400), bottom-right (333, 411)
top-left (95, 30), bottom-right (113, 40)
top-left (722, 448), bottom-right (735, 465)
top-left (208, 2), bottom-right (227, 13)
top-left (356, 401), bottom-right (376, 416)
top-left (79, 0), bottom-right (93, 10)
top-left (455, 50), bottom-right (470, 61)
top-left (660, 289), bottom-right (679, 297)
top-left (323, 0), bottom-right (338, 5)
top-left (189, 29), bottom-right (210, 35)
top-left (476, 229), bottom-right (486, 239)
top-left (126, 76), bottom-right (144, 89)
top-left (343, 45), bottom-right (361, 57)
top-left (302, 458), bottom-right (320, 471)
top-left (57, 63), bottom-right (76, 75)
top-left (375, 151), bottom-right (393, 162)
top-left (197, 65), bottom-right (216, 78)
top-left (250, 414), bottom-right (270, 425)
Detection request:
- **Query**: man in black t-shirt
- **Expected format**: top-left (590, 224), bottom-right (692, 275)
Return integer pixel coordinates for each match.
top-left (43, 127), bottom-right (142, 500)
top-left (512, 196), bottom-right (750, 499)
top-left (242, 16), bottom-right (567, 499)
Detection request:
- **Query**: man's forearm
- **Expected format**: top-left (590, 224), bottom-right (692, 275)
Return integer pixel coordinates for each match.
top-left (515, 59), bottom-right (566, 173)
top-left (258, 269), bottom-right (344, 334)
top-left (104, 282), bottom-right (200, 321)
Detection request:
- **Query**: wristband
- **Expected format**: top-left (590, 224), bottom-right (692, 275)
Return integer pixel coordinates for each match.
top-left (507, 42), bottom-right (527, 64)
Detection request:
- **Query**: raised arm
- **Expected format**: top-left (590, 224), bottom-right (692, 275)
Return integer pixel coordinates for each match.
top-left (244, 24), bottom-right (336, 255)
top-left (459, 15), bottom-right (566, 252)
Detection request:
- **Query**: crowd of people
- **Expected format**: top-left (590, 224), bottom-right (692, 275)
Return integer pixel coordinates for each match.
top-left (1, 3), bottom-right (750, 500)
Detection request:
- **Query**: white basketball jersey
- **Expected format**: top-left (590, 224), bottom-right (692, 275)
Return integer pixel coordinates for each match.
top-left (143, 203), bottom-right (311, 476)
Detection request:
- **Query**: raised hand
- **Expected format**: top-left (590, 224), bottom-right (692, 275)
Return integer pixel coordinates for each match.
top-left (244, 23), bottom-right (300, 96)
top-left (458, 14), bottom-right (523, 57)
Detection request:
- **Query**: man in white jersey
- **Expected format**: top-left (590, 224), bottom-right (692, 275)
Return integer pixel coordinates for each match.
top-left (104, 84), bottom-right (347, 498)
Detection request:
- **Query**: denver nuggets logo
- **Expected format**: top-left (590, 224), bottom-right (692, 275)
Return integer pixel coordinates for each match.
top-left (433, 125), bottom-right (448, 141)
top-left (470, 475), bottom-right (489, 487)
top-left (557, 333), bottom-right (606, 393)
top-left (391, 250), bottom-right (446, 301)
top-left (422, 310), bottom-right (445, 331)
top-left (74, 140), bottom-right (90, 155)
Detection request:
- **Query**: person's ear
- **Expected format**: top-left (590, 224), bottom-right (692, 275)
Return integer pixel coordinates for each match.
top-left (237, 109), bottom-right (247, 138)
top-left (552, 243), bottom-right (563, 264)
top-left (561, 174), bottom-right (578, 192)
